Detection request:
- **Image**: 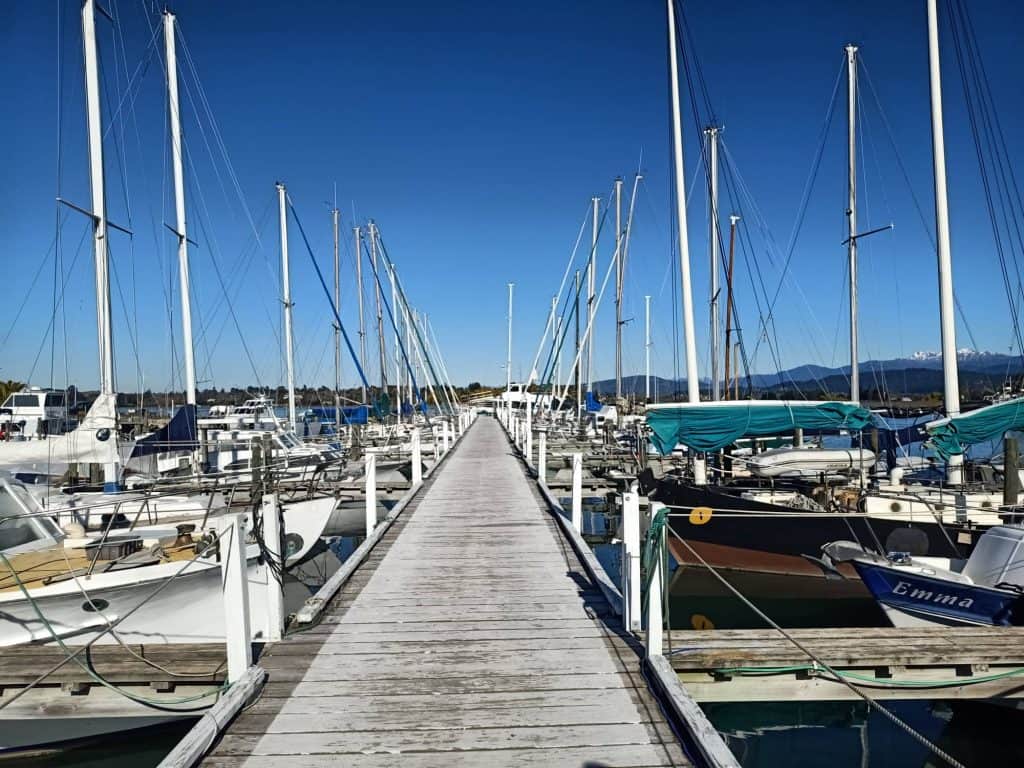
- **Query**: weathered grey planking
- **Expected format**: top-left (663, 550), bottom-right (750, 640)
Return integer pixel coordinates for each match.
top-left (200, 417), bottom-right (691, 767)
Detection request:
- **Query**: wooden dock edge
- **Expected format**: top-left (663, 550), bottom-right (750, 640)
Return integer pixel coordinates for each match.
top-left (506, 418), bottom-right (738, 768)
top-left (645, 655), bottom-right (740, 768)
top-left (536, 478), bottom-right (625, 617)
top-left (156, 665), bottom-right (267, 768)
top-left (293, 418), bottom-right (473, 625)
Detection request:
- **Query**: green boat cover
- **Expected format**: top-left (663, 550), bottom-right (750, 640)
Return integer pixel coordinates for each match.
top-left (926, 397), bottom-right (1024, 460)
top-left (645, 401), bottom-right (872, 455)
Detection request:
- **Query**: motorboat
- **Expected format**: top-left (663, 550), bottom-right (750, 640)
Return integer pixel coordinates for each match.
top-left (821, 525), bottom-right (1024, 627)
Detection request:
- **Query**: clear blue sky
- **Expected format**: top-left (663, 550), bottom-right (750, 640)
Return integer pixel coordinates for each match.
top-left (3, 0), bottom-right (1022, 395)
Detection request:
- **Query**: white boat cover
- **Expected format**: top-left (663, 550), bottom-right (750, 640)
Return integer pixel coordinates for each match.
top-left (0, 394), bottom-right (130, 478)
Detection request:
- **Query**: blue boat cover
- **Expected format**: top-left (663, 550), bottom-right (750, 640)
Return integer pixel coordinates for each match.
top-left (927, 397), bottom-right (1024, 460)
top-left (585, 391), bottom-right (602, 413)
top-left (645, 401), bottom-right (871, 455)
top-left (310, 405), bottom-right (370, 425)
top-left (131, 404), bottom-right (198, 458)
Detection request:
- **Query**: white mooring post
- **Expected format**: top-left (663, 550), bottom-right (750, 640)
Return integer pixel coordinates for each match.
top-left (645, 501), bottom-right (666, 658)
top-left (411, 428), bottom-right (423, 486)
top-left (365, 453), bottom-right (377, 537)
top-left (432, 426), bottom-right (440, 462)
top-left (621, 487), bottom-right (642, 632)
top-left (442, 420), bottom-right (450, 454)
top-left (571, 452), bottom-right (583, 532)
top-left (537, 426), bottom-right (547, 484)
top-left (217, 512), bottom-right (252, 683)
top-left (525, 405), bottom-right (533, 466)
top-left (262, 493), bottom-right (285, 642)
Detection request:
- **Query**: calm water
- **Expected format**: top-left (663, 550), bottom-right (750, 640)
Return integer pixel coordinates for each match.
top-left (573, 496), bottom-right (1024, 768)
top-left (27, 495), bottom-right (1024, 767)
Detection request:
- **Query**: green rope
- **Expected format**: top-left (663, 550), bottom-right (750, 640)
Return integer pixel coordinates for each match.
top-left (0, 549), bottom-right (227, 709)
top-left (716, 663), bottom-right (1024, 688)
top-left (640, 506), bottom-right (670, 643)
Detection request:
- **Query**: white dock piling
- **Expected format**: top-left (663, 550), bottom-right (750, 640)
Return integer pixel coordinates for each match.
top-left (411, 429), bottom-right (423, 486)
top-left (525, 405), bottom-right (533, 466)
top-left (262, 494), bottom-right (285, 642)
top-left (442, 420), bottom-right (450, 454)
top-left (646, 501), bottom-right (666, 658)
top-left (571, 452), bottom-right (583, 532)
top-left (432, 426), bottom-right (440, 462)
top-left (217, 512), bottom-right (252, 683)
top-left (537, 426), bottom-right (547, 484)
top-left (621, 486), bottom-right (641, 632)
top-left (365, 453), bottom-right (377, 537)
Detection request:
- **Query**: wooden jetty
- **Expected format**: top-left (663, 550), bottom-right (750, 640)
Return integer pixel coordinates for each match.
top-left (660, 627), bottom-right (1024, 702)
top-left (171, 415), bottom-right (713, 767)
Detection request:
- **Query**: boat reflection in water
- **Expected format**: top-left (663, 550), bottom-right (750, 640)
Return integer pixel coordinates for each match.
top-left (704, 700), bottom-right (1024, 767)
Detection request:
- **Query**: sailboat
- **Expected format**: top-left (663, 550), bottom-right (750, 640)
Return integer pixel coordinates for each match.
top-left (0, 1), bottom-right (339, 641)
top-left (642, 0), bottom-right (1014, 580)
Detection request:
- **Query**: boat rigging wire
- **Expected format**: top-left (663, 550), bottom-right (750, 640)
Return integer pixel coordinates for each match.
top-left (285, 196), bottom-right (377, 409)
top-left (652, 518), bottom-right (967, 768)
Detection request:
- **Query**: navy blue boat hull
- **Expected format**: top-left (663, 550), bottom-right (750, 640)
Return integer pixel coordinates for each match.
top-left (853, 560), bottom-right (1024, 627)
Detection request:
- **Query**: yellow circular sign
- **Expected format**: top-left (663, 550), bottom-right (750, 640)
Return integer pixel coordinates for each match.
top-left (689, 506), bottom-right (713, 525)
top-left (691, 613), bottom-right (715, 630)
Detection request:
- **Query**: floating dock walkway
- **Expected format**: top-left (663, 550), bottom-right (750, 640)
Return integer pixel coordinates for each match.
top-left (195, 415), bottom-right (693, 767)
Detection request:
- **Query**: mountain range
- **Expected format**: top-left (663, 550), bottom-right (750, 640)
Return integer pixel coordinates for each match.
top-left (590, 350), bottom-right (1023, 399)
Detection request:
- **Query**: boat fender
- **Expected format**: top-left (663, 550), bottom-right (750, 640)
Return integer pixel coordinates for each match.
top-left (689, 506), bottom-right (712, 525)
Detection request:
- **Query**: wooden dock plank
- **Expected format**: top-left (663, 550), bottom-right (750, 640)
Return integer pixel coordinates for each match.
top-left (201, 417), bottom-right (690, 766)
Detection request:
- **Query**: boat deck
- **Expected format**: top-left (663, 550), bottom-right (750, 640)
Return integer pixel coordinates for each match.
top-left (200, 416), bottom-right (690, 767)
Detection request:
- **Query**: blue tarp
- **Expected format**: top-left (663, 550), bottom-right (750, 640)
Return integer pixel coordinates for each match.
top-left (585, 391), bottom-right (602, 413)
top-left (645, 400), bottom-right (872, 455)
top-left (309, 405), bottom-right (370, 425)
top-left (927, 397), bottom-right (1024, 460)
top-left (130, 404), bottom-right (198, 458)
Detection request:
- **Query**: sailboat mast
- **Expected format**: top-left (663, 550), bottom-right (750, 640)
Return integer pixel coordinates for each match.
top-left (587, 196), bottom-right (598, 393)
top-left (403, 303), bottom-right (411, 409)
top-left (354, 226), bottom-right (367, 404)
top-left (332, 206), bottom-right (342, 421)
top-left (846, 43), bottom-right (860, 404)
top-left (506, 282), bottom-right (514, 392)
top-left (575, 269), bottom-right (581, 413)
top-left (706, 126), bottom-right (721, 401)
top-left (276, 183), bottom-right (297, 433)
top-left (390, 262), bottom-right (401, 423)
top-left (724, 214), bottom-right (740, 401)
top-left (369, 221), bottom-right (386, 398)
top-left (83, 0), bottom-right (114, 399)
top-left (554, 303), bottom-right (562, 393)
top-left (926, 0), bottom-right (963, 481)
top-left (614, 177), bottom-right (624, 401)
top-left (667, 0), bottom-right (700, 404)
top-left (163, 11), bottom-right (195, 407)
top-left (645, 295), bottom-right (651, 401)
top-left (82, 0), bottom-right (119, 490)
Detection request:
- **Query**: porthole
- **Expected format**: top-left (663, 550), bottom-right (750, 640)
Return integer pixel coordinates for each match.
top-left (890, 502), bottom-right (902, 513)
top-left (82, 598), bottom-right (109, 613)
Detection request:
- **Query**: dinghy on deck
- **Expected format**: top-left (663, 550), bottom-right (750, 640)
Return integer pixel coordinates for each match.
top-left (748, 447), bottom-right (876, 478)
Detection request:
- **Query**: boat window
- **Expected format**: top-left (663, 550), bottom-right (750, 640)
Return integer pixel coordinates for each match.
top-left (963, 528), bottom-right (1024, 588)
top-left (45, 393), bottom-right (65, 407)
top-left (12, 394), bottom-right (39, 408)
top-left (0, 483), bottom-right (59, 552)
